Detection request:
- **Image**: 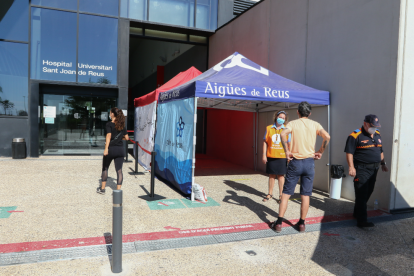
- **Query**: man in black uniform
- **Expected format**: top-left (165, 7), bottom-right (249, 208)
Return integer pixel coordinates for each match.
top-left (344, 114), bottom-right (389, 228)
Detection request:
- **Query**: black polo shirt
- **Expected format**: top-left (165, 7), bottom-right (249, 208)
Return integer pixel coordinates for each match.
top-left (344, 126), bottom-right (383, 164)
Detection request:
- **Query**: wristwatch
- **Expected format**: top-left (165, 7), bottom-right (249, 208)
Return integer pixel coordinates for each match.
top-left (381, 160), bottom-right (386, 165)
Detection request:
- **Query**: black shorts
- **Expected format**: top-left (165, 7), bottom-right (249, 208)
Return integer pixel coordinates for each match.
top-left (266, 157), bottom-right (287, 175)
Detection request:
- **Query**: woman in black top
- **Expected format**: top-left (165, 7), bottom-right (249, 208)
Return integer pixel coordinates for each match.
top-left (97, 107), bottom-right (129, 194)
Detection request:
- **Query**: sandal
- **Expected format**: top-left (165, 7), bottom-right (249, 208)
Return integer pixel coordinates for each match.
top-left (276, 195), bottom-right (282, 204)
top-left (263, 194), bottom-right (273, 202)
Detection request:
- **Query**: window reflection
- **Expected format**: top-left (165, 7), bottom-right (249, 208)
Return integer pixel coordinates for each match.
top-left (30, 8), bottom-right (77, 82)
top-left (78, 14), bottom-right (118, 84)
top-left (0, 41), bottom-right (28, 117)
top-left (149, 0), bottom-right (194, 27)
top-left (79, 0), bottom-right (119, 17)
top-left (196, 0), bottom-right (217, 30)
top-left (121, 0), bottom-right (146, 20)
top-left (0, 0), bottom-right (29, 42)
top-left (31, 0), bottom-right (77, 11)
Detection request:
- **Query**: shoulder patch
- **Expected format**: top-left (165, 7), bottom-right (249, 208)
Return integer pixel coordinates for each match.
top-left (375, 130), bottom-right (380, 134)
top-left (350, 129), bottom-right (362, 139)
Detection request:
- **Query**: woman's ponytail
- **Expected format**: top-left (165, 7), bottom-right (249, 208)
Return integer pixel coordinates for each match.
top-left (111, 107), bottom-right (125, 131)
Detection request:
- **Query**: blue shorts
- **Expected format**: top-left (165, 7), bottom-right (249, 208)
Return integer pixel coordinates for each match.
top-left (283, 158), bottom-right (315, 196)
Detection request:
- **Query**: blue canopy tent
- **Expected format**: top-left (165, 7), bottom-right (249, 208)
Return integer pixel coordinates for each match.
top-left (154, 52), bottom-right (330, 200)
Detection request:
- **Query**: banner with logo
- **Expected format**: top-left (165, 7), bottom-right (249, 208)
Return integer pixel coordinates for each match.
top-left (134, 101), bottom-right (157, 170)
top-left (154, 98), bottom-right (195, 195)
top-left (157, 52), bottom-right (330, 106)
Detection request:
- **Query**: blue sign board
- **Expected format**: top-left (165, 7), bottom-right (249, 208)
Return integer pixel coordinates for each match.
top-left (154, 98), bottom-right (195, 195)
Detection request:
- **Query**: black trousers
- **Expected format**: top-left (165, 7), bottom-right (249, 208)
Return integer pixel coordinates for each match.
top-left (353, 163), bottom-right (380, 223)
top-left (101, 146), bottom-right (125, 186)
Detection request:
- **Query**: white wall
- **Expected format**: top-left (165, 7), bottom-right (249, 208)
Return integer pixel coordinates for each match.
top-left (390, 0), bottom-right (414, 210)
top-left (210, 0), bottom-right (401, 210)
top-left (306, 0), bottom-right (400, 211)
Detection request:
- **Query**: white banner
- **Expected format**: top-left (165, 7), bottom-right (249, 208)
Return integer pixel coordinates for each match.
top-left (134, 101), bottom-right (157, 170)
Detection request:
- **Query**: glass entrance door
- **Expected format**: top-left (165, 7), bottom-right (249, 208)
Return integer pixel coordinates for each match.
top-left (40, 94), bottom-right (117, 155)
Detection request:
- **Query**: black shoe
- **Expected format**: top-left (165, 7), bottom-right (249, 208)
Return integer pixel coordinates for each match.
top-left (270, 221), bottom-right (282, 233)
top-left (357, 221), bottom-right (375, 228)
top-left (96, 187), bottom-right (105, 194)
top-left (294, 223), bottom-right (306, 232)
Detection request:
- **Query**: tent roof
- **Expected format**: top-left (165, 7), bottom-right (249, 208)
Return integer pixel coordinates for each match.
top-left (134, 66), bottom-right (202, 107)
top-left (158, 52), bottom-right (330, 111)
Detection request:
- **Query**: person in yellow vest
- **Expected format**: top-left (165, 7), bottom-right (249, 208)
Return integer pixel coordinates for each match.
top-left (262, 110), bottom-right (291, 203)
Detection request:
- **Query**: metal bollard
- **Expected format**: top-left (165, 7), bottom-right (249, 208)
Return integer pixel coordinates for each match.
top-left (135, 143), bottom-right (138, 174)
top-left (112, 190), bottom-right (122, 273)
top-left (150, 151), bottom-right (156, 197)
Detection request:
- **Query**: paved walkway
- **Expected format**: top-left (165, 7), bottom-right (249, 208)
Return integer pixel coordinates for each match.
top-left (0, 155), bottom-right (359, 245)
top-left (1, 216), bottom-right (413, 275)
top-left (1, 155), bottom-right (412, 274)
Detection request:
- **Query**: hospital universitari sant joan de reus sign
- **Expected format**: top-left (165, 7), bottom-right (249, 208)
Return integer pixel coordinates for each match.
top-left (42, 60), bottom-right (113, 77)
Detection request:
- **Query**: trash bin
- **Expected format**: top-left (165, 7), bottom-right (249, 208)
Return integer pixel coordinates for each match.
top-left (329, 165), bottom-right (346, 199)
top-left (12, 138), bottom-right (26, 159)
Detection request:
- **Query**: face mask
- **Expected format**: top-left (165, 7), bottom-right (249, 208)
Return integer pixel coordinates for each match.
top-left (367, 127), bottom-right (376, 135)
top-left (276, 118), bottom-right (285, 125)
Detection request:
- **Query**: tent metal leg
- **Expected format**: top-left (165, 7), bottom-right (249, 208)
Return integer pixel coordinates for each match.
top-left (327, 104), bottom-right (331, 191)
top-left (191, 97), bottom-right (198, 201)
top-left (255, 110), bottom-right (258, 171)
top-left (253, 112), bottom-right (255, 170)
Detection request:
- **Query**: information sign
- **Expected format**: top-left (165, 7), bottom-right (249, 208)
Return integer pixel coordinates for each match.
top-left (43, 106), bottom-right (56, 118)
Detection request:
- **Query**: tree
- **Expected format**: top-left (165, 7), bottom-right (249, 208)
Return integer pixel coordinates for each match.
top-left (0, 99), bottom-right (15, 115)
top-left (96, 77), bottom-right (111, 84)
top-left (18, 110), bottom-right (28, 116)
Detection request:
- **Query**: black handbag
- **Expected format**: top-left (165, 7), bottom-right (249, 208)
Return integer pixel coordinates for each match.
top-left (109, 130), bottom-right (124, 146)
top-left (330, 165), bottom-right (346, 179)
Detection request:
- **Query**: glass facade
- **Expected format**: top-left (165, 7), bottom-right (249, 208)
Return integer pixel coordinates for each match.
top-left (121, 0), bottom-right (218, 30)
top-left (196, 0), bottom-right (217, 30)
top-left (0, 0), bottom-right (212, 155)
top-left (0, 41), bottom-right (28, 116)
top-left (149, 0), bottom-right (194, 27)
top-left (79, 0), bottom-right (119, 17)
top-left (39, 93), bottom-right (117, 155)
top-left (0, 0), bottom-right (29, 42)
top-left (31, 8), bottom-right (77, 82)
top-left (31, 0), bottom-right (77, 11)
top-left (121, 0), bottom-right (146, 20)
top-left (78, 14), bottom-right (118, 84)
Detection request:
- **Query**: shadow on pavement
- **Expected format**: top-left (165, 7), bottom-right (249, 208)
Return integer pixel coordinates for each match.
top-left (224, 180), bottom-right (268, 199)
top-left (99, 177), bottom-right (117, 191)
top-left (222, 189), bottom-right (280, 224)
top-left (128, 167), bottom-right (145, 176)
top-left (310, 182), bottom-right (410, 274)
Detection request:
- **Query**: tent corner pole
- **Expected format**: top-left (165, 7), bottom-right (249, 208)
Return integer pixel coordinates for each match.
top-left (255, 105), bottom-right (259, 171)
top-left (191, 97), bottom-right (198, 201)
top-left (253, 112), bottom-right (255, 171)
top-left (327, 104), bottom-right (331, 192)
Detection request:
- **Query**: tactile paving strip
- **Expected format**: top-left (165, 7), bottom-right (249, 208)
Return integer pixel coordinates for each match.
top-left (214, 229), bottom-right (277, 243)
top-left (1, 212), bottom-right (413, 267)
top-left (135, 236), bottom-right (217, 252)
top-left (0, 243), bottom-right (135, 266)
